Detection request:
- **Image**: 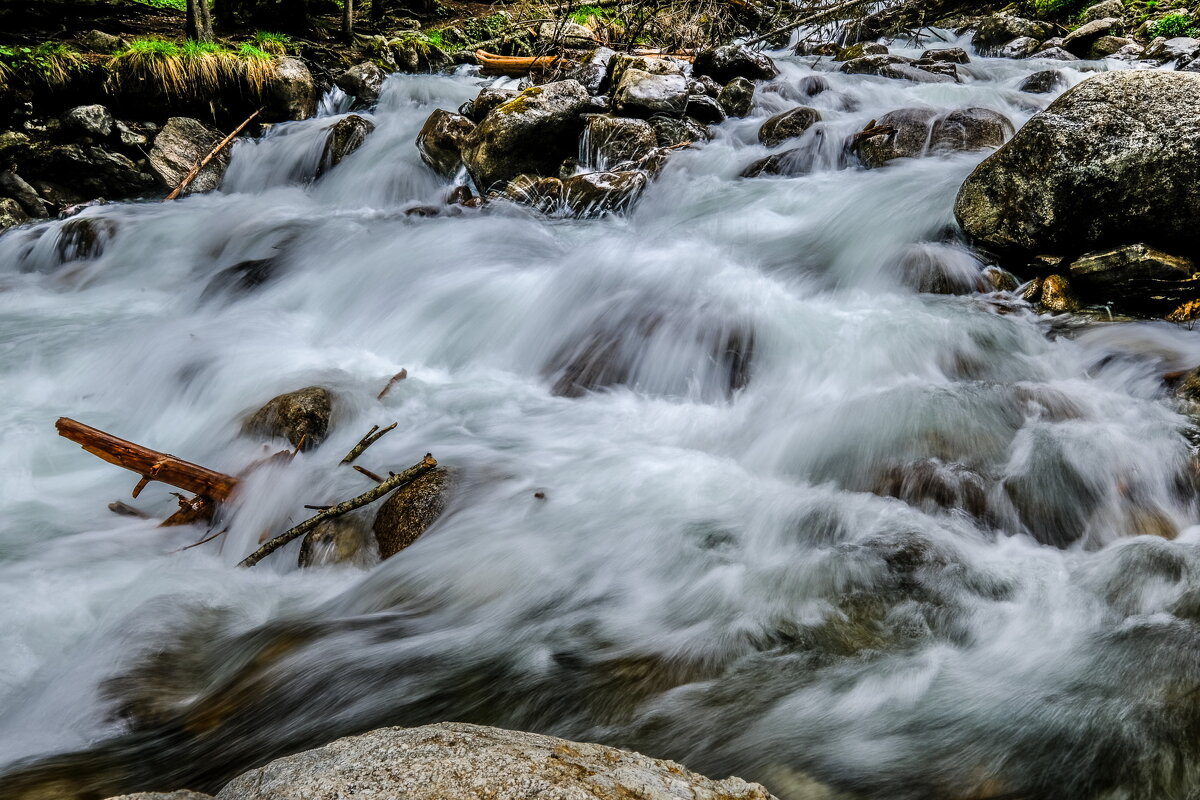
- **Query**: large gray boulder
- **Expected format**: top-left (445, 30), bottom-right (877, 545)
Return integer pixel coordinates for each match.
top-left (266, 57), bottom-right (317, 121)
top-left (1060, 17), bottom-right (1124, 57)
top-left (148, 117), bottom-right (228, 195)
top-left (854, 107), bottom-right (940, 169)
top-left (692, 44), bottom-right (779, 83)
top-left (63, 104), bottom-right (114, 138)
top-left (613, 68), bottom-right (689, 117)
top-left (334, 61), bottom-right (385, 107)
top-left (417, 109), bottom-right (475, 177)
top-left (972, 15), bottom-right (1057, 55)
top-left (460, 80), bottom-right (593, 191)
top-left (955, 70), bottom-right (1200, 256)
top-left (213, 723), bottom-right (776, 800)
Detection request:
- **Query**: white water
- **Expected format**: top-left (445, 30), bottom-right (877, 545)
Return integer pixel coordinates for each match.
top-left (2, 34), bottom-right (1199, 799)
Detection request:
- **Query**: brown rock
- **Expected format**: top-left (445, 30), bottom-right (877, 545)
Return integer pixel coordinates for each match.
top-left (243, 386), bottom-right (332, 451)
top-left (372, 467), bottom-right (452, 559)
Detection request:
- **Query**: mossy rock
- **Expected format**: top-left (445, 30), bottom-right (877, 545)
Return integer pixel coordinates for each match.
top-left (243, 386), bottom-right (332, 451)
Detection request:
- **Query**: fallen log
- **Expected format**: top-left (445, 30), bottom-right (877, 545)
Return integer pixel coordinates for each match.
top-left (56, 417), bottom-right (240, 502)
top-left (239, 453), bottom-right (437, 568)
top-left (476, 50), bottom-right (573, 76)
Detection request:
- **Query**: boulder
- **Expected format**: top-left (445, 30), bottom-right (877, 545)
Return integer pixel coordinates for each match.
top-left (758, 106), bottom-right (821, 147)
top-left (717, 77), bottom-right (754, 117)
top-left (797, 75), bottom-right (831, 96)
top-left (568, 46), bottom-right (616, 94)
top-left (854, 107), bottom-right (939, 168)
top-left (0, 169), bottom-right (49, 218)
top-left (562, 170), bottom-right (648, 216)
top-left (796, 40), bottom-right (839, 56)
top-left (0, 197), bottom-right (29, 233)
top-left (372, 467), bottom-right (452, 558)
top-left (1144, 36), bottom-right (1200, 63)
top-left (1090, 35), bottom-right (1135, 58)
top-left (840, 55), bottom-right (956, 83)
top-left (692, 44), bottom-right (779, 83)
top-left (608, 54), bottom-right (684, 90)
top-left (955, 70), bottom-right (1200, 256)
top-left (461, 81), bottom-right (593, 191)
top-left (463, 88), bottom-right (518, 123)
top-left (999, 36), bottom-right (1041, 59)
top-left (1038, 273), bottom-right (1080, 312)
top-left (648, 116), bottom-right (710, 147)
top-left (416, 109), bottom-right (476, 177)
top-left (1061, 17), bottom-right (1124, 57)
top-left (583, 115), bottom-right (658, 167)
top-left (1082, 0), bottom-right (1126, 23)
top-left (77, 29), bottom-right (127, 53)
top-left (15, 141), bottom-right (155, 199)
top-left (740, 148), bottom-right (807, 178)
top-left (928, 108), bottom-right (1013, 153)
top-left (613, 68), bottom-right (689, 117)
top-left (684, 95), bottom-right (726, 124)
top-left (1067, 244), bottom-right (1200, 311)
top-left (318, 115), bottom-right (374, 177)
top-left (1028, 46), bottom-right (1079, 61)
top-left (63, 104), bottom-right (114, 138)
top-left (536, 20), bottom-right (595, 44)
top-left (835, 42), bottom-right (888, 61)
top-left (1111, 43), bottom-right (1146, 60)
top-left (148, 118), bottom-right (228, 196)
top-left (243, 386), bottom-right (332, 451)
top-left (299, 517), bottom-right (374, 568)
top-left (921, 47), bottom-right (969, 63)
top-left (266, 57), bottom-right (317, 122)
top-left (911, 59), bottom-right (959, 79)
top-left (212, 723), bottom-right (776, 800)
top-left (334, 62), bottom-right (386, 107)
top-left (1020, 69), bottom-right (1067, 94)
top-left (972, 15), bottom-right (1057, 55)
top-left (390, 36), bottom-right (450, 73)
top-left (103, 792), bottom-right (212, 799)
top-left (691, 75), bottom-right (722, 97)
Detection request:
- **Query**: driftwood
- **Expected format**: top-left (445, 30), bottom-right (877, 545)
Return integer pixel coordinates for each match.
top-left (161, 493), bottom-right (215, 527)
top-left (56, 417), bottom-right (240, 502)
top-left (164, 109), bottom-right (260, 201)
top-left (476, 50), bottom-right (574, 76)
top-left (341, 422), bottom-right (397, 464)
top-left (378, 369), bottom-right (407, 400)
top-left (239, 453), bottom-right (437, 568)
top-left (743, 0), bottom-right (871, 47)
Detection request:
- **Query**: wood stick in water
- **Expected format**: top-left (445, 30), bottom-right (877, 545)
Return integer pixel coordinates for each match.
top-left (378, 369), bottom-right (407, 400)
top-left (238, 454), bottom-right (437, 568)
top-left (56, 417), bottom-right (240, 502)
top-left (353, 465), bottom-right (386, 483)
top-left (341, 422), bottom-right (397, 464)
top-left (165, 109), bottom-right (260, 201)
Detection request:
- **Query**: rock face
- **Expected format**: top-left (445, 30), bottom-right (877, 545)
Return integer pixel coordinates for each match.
top-left (1067, 244), bottom-right (1200, 311)
top-left (148, 118), bottom-right (229, 196)
top-left (692, 44), bottom-right (779, 83)
top-left (416, 109), bottom-right (475, 177)
top-left (318, 115), bottom-right (374, 176)
top-left (955, 70), bottom-right (1200, 256)
top-left (461, 80), bottom-right (592, 191)
top-left (212, 723), bottom-right (776, 800)
top-left (334, 62), bottom-right (386, 107)
top-left (758, 107), bottom-right (821, 147)
top-left (243, 386), bottom-right (332, 451)
top-left (372, 467), bottom-right (451, 559)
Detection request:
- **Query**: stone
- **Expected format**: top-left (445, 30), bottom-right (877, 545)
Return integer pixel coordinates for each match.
top-left (889, 243), bottom-right (988, 294)
top-left (835, 42), bottom-right (888, 61)
top-left (213, 723), bottom-right (776, 800)
top-left (0, 170), bottom-right (49, 218)
top-left (334, 62), bottom-right (386, 107)
top-left (1028, 46), bottom-right (1079, 61)
top-left (266, 57), bottom-right (317, 122)
top-left (536, 20), bottom-right (595, 43)
top-left (921, 46), bottom-right (969, 63)
top-left (1082, 0), bottom-right (1126, 23)
top-left (103, 792), bottom-right (212, 800)
top-left (1061, 17), bottom-right (1124, 56)
top-left (317, 115), bottom-right (374, 176)
top-left (243, 386), bottom-right (332, 451)
top-left (500, 174), bottom-right (564, 212)
top-left (797, 75), bottom-right (830, 96)
top-left (1088, 35), bottom-right (1134, 57)
top-left (840, 55), bottom-right (956, 83)
top-left (911, 59), bottom-right (959, 79)
top-left (416, 109), bottom-right (475, 177)
top-left (568, 46), bottom-right (615, 94)
top-left (77, 29), bottom-right (127, 53)
top-left (298, 517), bottom-right (374, 568)
top-left (692, 43), bottom-right (779, 83)
top-left (648, 116), bottom-right (710, 148)
top-left (717, 77), bottom-right (754, 117)
top-left (115, 121), bottom-right (148, 148)
top-left (684, 94), bottom-right (725, 124)
top-left (1111, 43), bottom-right (1146, 60)
top-left (562, 170), bottom-right (648, 216)
top-left (928, 108), bottom-right (1013, 153)
top-left (796, 40), bottom-right (839, 56)
top-left (854, 107), bottom-right (939, 168)
top-left (390, 36), bottom-right (450, 73)
top-left (461, 81), bottom-right (592, 191)
top-left (0, 197), bottom-right (29, 233)
top-left (740, 148), bottom-right (807, 178)
top-left (148, 118), bottom-right (228, 196)
top-left (582, 115), bottom-right (658, 168)
top-left (1038, 273), bottom-right (1080, 312)
top-left (972, 15), bottom-right (1057, 55)
top-left (613, 68), bottom-right (689, 117)
top-left (55, 216), bottom-right (117, 262)
top-left (691, 75), bottom-right (722, 97)
top-left (608, 54), bottom-right (685, 89)
top-left (1144, 36), bottom-right (1200, 63)
top-left (999, 36), bottom-right (1041, 59)
top-left (1067, 244), bottom-right (1200, 311)
top-left (955, 71), bottom-right (1200, 256)
top-left (372, 467), bottom-right (452, 558)
top-left (462, 88), bottom-right (518, 123)
top-left (1019, 69), bottom-right (1066, 94)
top-left (758, 106), bottom-right (821, 148)
top-left (63, 104), bottom-right (114, 138)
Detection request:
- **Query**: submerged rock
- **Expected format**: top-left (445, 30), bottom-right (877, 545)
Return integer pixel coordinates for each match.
top-left (583, 116), bottom-right (657, 168)
top-left (416, 109), bottom-right (475, 177)
top-left (213, 723), bottom-right (776, 800)
top-left (1067, 244), bottom-right (1200, 312)
top-left (149, 118), bottom-right (228, 196)
top-left (243, 386), bottom-right (332, 451)
top-left (334, 62), bottom-right (386, 107)
top-left (955, 71), bottom-right (1200, 256)
top-left (299, 516), bottom-right (375, 568)
top-left (921, 47), bottom-right (969, 63)
top-left (692, 44), bottom-right (779, 83)
top-left (562, 171), bottom-right (648, 216)
top-left (318, 115), bottom-right (374, 176)
top-left (757, 107), bottom-right (821, 148)
top-left (1019, 69), bottom-right (1066, 94)
top-left (372, 467), bottom-right (452, 559)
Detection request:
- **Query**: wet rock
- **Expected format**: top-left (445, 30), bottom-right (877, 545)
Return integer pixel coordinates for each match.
top-left (684, 95), bottom-right (725, 124)
top-left (874, 459), bottom-right (991, 519)
top-left (149, 118), bottom-right (228, 196)
top-left (1002, 431), bottom-right (1102, 548)
top-left (243, 386), bottom-right (332, 451)
top-left (56, 216), bottom-right (117, 262)
top-left (462, 80), bottom-right (592, 191)
top-left (972, 15), bottom-right (1057, 55)
top-left (266, 57), bottom-right (317, 122)
top-left (63, 105), bottom-right (114, 138)
top-left (1083, 0), bottom-right (1126, 23)
top-left (416, 109), bottom-right (475, 177)
top-left (568, 46), bottom-right (616, 94)
top-left (839, 53), bottom-right (908, 74)
top-left (929, 108), bottom-right (1013, 153)
top-left (462, 88), bottom-right (518, 124)
top-left (955, 71), bottom-right (1200, 256)
top-left (840, 55), bottom-right (956, 83)
top-left (835, 42), bottom-right (888, 61)
top-left (1019, 69), bottom-right (1066, 94)
top-left (1029, 46), bottom-right (1079, 61)
top-left (608, 54), bottom-right (685, 88)
top-left (562, 170), bottom-right (648, 216)
top-left (500, 174), bottom-right (564, 213)
top-left (19, 143), bottom-right (155, 198)
top-left (537, 20), bottom-right (595, 44)
top-left (890, 243), bottom-right (988, 294)
top-left (0, 170), bottom-right (49, 218)
top-left (922, 47), bottom-right (970, 63)
top-left (1067, 244), bottom-right (1200, 312)
top-left (77, 29), bottom-right (127, 53)
top-left (115, 121), bottom-right (148, 148)
top-left (758, 107), bottom-right (821, 148)
top-left (334, 62), bottom-right (386, 107)
top-left (740, 148), bottom-right (807, 178)
top-left (691, 75), bottom-right (722, 97)
top-left (717, 77), bottom-right (754, 117)
top-left (299, 516), bottom-right (374, 568)
top-left (911, 59), bottom-right (959, 80)
top-left (648, 115), bottom-right (710, 148)
top-left (1112, 43), bottom-right (1146, 61)
top-left (797, 75), bottom-right (830, 97)
top-left (796, 40), bottom-right (839, 56)
top-left (390, 36), bottom-right (451, 73)
top-left (613, 68), bottom-right (689, 117)
top-left (692, 44), bottom-right (779, 83)
top-left (1146, 36), bottom-right (1200, 63)
top-left (999, 36), bottom-right (1041, 59)
top-left (1038, 273), bottom-right (1080, 312)
top-left (200, 258), bottom-right (279, 300)
top-left (103, 792), bottom-right (212, 799)
top-left (854, 107), bottom-right (939, 168)
top-left (0, 198), bottom-right (29, 232)
top-left (1061, 18), bottom-right (1124, 57)
top-left (583, 116), bottom-right (657, 168)
top-left (372, 467), bottom-right (452, 559)
top-left (318, 115), bottom-right (374, 176)
top-left (1090, 35), bottom-right (1135, 58)
top-left (213, 723), bottom-right (776, 800)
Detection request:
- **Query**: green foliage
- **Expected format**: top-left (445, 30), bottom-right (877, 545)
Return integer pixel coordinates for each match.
top-left (1150, 12), bottom-right (1198, 37)
top-left (122, 36), bottom-right (182, 58)
top-left (251, 31), bottom-right (296, 54)
top-left (109, 36), bottom-right (278, 97)
top-left (424, 29), bottom-right (447, 48)
top-left (568, 5), bottom-right (616, 24)
top-left (132, 0), bottom-right (187, 9)
top-left (237, 43), bottom-right (272, 59)
top-left (1030, 0), bottom-right (1088, 19)
top-left (0, 42), bottom-right (88, 87)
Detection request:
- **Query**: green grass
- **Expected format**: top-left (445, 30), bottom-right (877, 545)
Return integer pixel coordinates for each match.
top-left (425, 29), bottom-right (448, 48)
top-left (568, 5), bottom-right (615, 24)
top-left (251, 31), bottom-right (295, 55)
top-left (1150, 12), bottom-right (1198, 37)
top-left (131, 0), bottom-right (187, 9)
top-left (237, 43), bottom-right (272, 59)
top-left (1030, 0), bottom-right (1088, 19)
top-left (0, 42), bottom-right (88, 87)
top-left (108, 36), bottom-right (278, 97)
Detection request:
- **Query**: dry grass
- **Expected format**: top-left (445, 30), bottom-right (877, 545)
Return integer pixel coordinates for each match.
top-left (106, 37), bottom-right (280, 101)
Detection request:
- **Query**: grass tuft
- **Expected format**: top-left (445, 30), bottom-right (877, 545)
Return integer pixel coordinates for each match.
top-left (108, 36), bottom-right (280, 100)
top-left (250, 31), bottom-right (295, 55)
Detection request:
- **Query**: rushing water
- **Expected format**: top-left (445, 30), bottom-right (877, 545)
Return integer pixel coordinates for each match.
top-left (1, 30), bottom-right (1199, 800)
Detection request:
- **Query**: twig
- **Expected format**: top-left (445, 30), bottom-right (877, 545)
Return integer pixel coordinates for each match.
top-left (109, 501), bottom-right (150, 519)
top-left (340, 422), bottom-right (397, 464)
top-left (177, 527), bottom-right (228, 552)
top-left (304, 504), bottom-right (333, 511)
top-left (238, 454), bottom-right (437, 568)
top-left (377, 369), bottom-right (407, 400)
top-left (354, 465), bottom-right (386, 483)
top-left (743, 0), bottom-right (871, 47)
top-left (165, 109), bottom-right (260, 201)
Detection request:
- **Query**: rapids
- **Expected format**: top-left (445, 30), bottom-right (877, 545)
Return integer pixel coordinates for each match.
top-left (1, 30), bottom-right (1199, 800)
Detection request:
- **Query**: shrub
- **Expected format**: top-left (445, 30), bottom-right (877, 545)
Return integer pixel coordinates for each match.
top-left (251, 31), bottom-right (296, 55)
top-left (108, 37), bottom-right (279, 99)
top-left (1030, 0), bottom-right (1088, 19)
top-left (0, 42), bottom-right (88, 88)
top-left (1150, 13), bottom-right (1198, 38)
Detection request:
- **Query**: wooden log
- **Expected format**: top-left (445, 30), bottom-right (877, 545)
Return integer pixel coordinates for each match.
top-left (56, 417), bottom-right (240, 502)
